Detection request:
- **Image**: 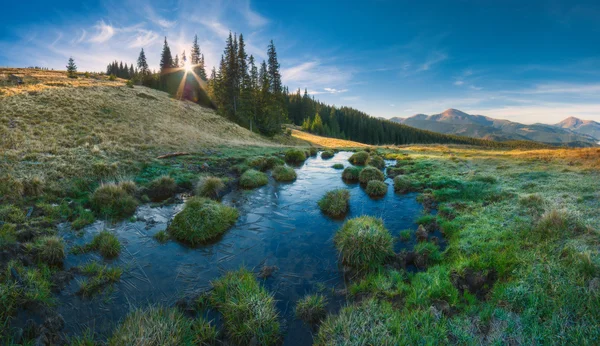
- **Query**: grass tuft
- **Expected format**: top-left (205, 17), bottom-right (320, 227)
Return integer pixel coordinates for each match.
top-left (210, 268), bottom-right (280, 345)
top-left (342, 166), bottom-right (362, 182)
top-left (365, 180), bottom-right (387, 197)
top-left (239, 169), bottom-right (269, 188)
top-left (332, 163), bottom-right (344, 169)
top-left (348, 151), bottom-right (369, 165)
top-left (394, 175), bottom-right (414, 194)
top-left (32, 236), bottom-right (65, 265)
top-left (334, 216), bottom-right (393, 271)
top-left (321, 150), bottom-right (335, 159)
top-left (91, 182), bottom-right (138, 219)
top-left (366, 156), bottom-right (385, 169)
top-left (196, 176), bottom-right (225, 199)
top-left (109, 306), bottom-right (217, 346)
top-left (90, 231), bottom-right (122, 258)
top-left (146, 175), bottom-right (177, 202)
top-left (153, 230), bottom-right (169, 243)
top-left (168, 197), bottom-right (238, 246)
top-left (358, 166), bottom-right (385, 184)
top-left (272, 166), bottom-right (297, 182)
top-left (318, 189), bottom-right (350, 217)
top-left (296, 294), bottom-right (327, 324)
top-left (284, 149), bottom-right (307, 164)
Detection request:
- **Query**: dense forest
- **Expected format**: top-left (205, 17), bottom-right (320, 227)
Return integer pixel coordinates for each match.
top-left (105, 34), bottom-right (548, 149)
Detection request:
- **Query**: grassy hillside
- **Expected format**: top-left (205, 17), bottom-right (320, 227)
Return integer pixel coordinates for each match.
top-left (0, 68), bottom-right (300, 182)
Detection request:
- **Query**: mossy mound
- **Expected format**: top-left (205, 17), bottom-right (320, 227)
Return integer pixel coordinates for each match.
top-left (196, 176), bottom-right (225, 199)
top-left (332, 163), bottom-right (344, 169)
top-left (366, 156), bottom-right (385, 169)
top-left (109, 306), bottom-right (217, 346)
top-left (348, 151), bottom-right (369, 165)
top-left (358, 166), bottom-right (385, 184)
top-left (240, 169), bottom-right (269, 188)
top-left (284, 149), bottom-right (307, 164)
top-left (91, 182), bottom-right (138, 219)
top-left (365, 181), bottom-right (387, 197)
top-left (272, 166), bottom-right (297, 182)
top-left (309, 147), bottom-right (318, 156)
top-left (146, 175), bottom-right (177, 202)
top-left (334, 216), bottom-right (393, 270)
top-left (318, 189), bottom-right (350, 217)
top-left (342, 166), bottom-right (362, 182)
top-left (321, 150), bottom-right (335, 159)
top-left (247, 156), bottom-right (285, 171)
top-left (210, 268), bottom-right (280, 345)
top-left (168, 197), bottom-right (238, 246)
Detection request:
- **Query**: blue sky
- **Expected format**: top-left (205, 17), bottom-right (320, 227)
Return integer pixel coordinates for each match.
top-left (1, 0), bottom-right (600, 123)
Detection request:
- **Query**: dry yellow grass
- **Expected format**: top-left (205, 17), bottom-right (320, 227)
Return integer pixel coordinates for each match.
top-left (291, 129), bottom-right (369, 148)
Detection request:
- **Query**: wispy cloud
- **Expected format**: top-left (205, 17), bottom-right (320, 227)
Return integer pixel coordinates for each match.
top-left (519, 83), bottom-right (600, 95)
top-left (145, 6), bottom-right (176, 28)
top-left (129, 29), bottom-right (159, 48)
top-left (417, 51), bottom-right (447, 72)
top-left (281, 60), bottom-right (352, 89)
top-left (239, 0), bottom-right (268, 27)
top-left (89, 20), bottom-right (115, 43)
top-left (71, 30), bottom-right (87, 45)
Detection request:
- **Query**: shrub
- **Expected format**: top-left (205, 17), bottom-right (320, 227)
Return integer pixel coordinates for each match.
top-left (394, 176), bottom-right (413, 194)
top-left (240, 169), bottom-right (269, 188)
top-left (91, 182), bottom-right (138, 219)
top-left (196, 176), bottom-right (225, 199)
top-left (318, 189), bottom-right (350, 217)
top-left (90, 231), bottom-right (121, 258)
top-left (315, 299), bottom-right (399, 345)
top-left (358, 166), bottom-right (385, 184)
top-left (0, 224), bottom-right (17, 249)
top-left (108, 74), bottom-right (116, 81)
top-left (334, 216), bottom-right (394, 271)
top-left (365, 181), bottom-right (387, 197)
top-left (332, 163), bottom-right (344, 169)
top-left (296, 294), bottom-right (327, 324)
top-left (349, 151), bottom-right (369, 165)
top-left (210, 268), bottom-right (280, 345)
top-left (168, 197), bottom-right (238, 246)
top-left (126, 79), bottom-right (134, 88)
top-left (321, 150), bottom-right (335, 159)
top-left (285, 149), bottom-right (307, 164)
top-left (342, 166), bottom-right (362, 182)
top-left (367, 156), bottom-right (385, 169)
top-left (109, 306), bottom-right (217, 346)
top-left (146, 176), bottom-right (177, 202)
top-left (32, 236), bottom-right (65, 265)
top-left (272, 166), bottom-right (297, 182)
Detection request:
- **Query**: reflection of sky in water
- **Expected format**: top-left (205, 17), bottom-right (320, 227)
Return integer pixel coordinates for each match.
top-left (41, 152), bottom-right (425, 345)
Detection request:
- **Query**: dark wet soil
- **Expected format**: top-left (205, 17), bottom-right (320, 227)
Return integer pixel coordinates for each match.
top-left (12, 151), bottom-right (445, 345)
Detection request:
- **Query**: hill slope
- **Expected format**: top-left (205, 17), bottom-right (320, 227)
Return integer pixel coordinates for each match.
top-left (0, 68), bottom-right (294, 179)
top-left (390, 108), bottom-right (597, 146)
top-left (555, 117), bottom-right (600, 141)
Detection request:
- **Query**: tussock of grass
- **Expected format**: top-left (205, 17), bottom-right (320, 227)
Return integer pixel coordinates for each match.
top-left (0, 224), bottom-right (17, 249)
top-left (247, 156), bottom-right (285, 171)
top-left (22, 176), bottom-right (45, 197)
top-left (366, 156), bottom-right (385, 169)
top-left (284, 149), bottom-right (307, 164)
top-left (146, 175), bottom-right (177, 201)
top-left (315, 299), bottom-right (399, 345)
top-left (168, 197), bottom-right (238, 246)
top-left (349, 151), bottom-right (369, 165)
top-left (196, 176), bottom-right (225, 199)
top-left (358, 166), bottom-right (385, 184)
top-left (31, 236), bottom-right (65, 265)
top-left (91, 182), bottom-right (138, 219)
top-left (73, 231), bottom-right (121, 259)
top-left (386, 166), bottom-right (404, 178)
top-left (318, 189), bottom-right (350, 217)
top-left (239, 169), bottom-right (268, 188)
top-left (296, 294), bottom-right (327, 324)
top-left (109, 306), bottom-right (217, 346)
top-left (71, 207), bottom-right (95, 230)
top-left (0, 205), bottom-right (25, 224)
top-left (153, 230), bottom-right (169, 243)
top-left (272, 166), bottom-right (297, 182)
top-left (0, 175), bottom-right (23, 203)
top-left (349, 270), bottom-right (407, 299)
top-left (210, 268), bottom-right (280, 345)
top-left (394, 176), bottom-right (414, 194)
top-left (78, 261), bottom-right (123, 296)
top-left (365, 180), bottom-right (387, 197)
top-left (414, 242), bottom-right (442, 266)
top-left (309, 147), bottom-right (318, 156)
top-left (332, 163), bottom-right (344, 169)
top-left (334, 216), bottom-right (393, 271)
top-left (342, 166), bottom-right (362, 182)
top-left (321, 150), bottom-right (334, 159)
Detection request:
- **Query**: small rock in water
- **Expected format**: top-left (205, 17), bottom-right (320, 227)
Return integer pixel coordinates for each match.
top-left (416, 225), bottom-right (428, 242)
top-left (257, 265), bottom-right (278, 279)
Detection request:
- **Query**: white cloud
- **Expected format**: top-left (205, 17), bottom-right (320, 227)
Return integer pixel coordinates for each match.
top-left (71, 30), bottom-right (87, 45)
top-left (89, 21), bottom-right (115, 43)
top-left (417, 52), bottom-right (447, 72)
top-left (281, 60), bottom-right (352, 89)
top-left (239, 0), bottom-right (268, 27)
top-left (454, 80), bottom-right (464, 86)
top-left (197, 20), bottom-right (230, 39)
top-left (129, 29), bottom-right (159, 48)
top-left (145, 6), bottom-right (176, 28)
top-left (520, 83), bottom-right (600, 95)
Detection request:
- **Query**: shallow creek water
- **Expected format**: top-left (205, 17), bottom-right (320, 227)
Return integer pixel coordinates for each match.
top-left (32, 151), bottom-right (439, 344)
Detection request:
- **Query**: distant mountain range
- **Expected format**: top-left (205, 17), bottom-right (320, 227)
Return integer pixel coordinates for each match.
top-left (389, 109), bottom-right (600, 146)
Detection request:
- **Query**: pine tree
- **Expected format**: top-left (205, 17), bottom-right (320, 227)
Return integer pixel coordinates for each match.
top-left (181, 50), bottom-right (187, 67)
top-left (159, 37), bottom-right (173, 71)
top-left (129, 65), bottom-right (135, 78)
top-left (174, 54), bottom-right (179, 69)
top-left (267, 40), bottom-right (282, 94)
top-left (191, 35), bottom-right (201, 65)
top-left (137, 48), bottom-right (149, 75)
top-left (66, 57), bottom-right (77, 78)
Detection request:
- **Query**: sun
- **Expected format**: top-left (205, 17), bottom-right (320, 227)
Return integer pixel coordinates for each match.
top-left (184, 61), bottom-right (193, 72)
